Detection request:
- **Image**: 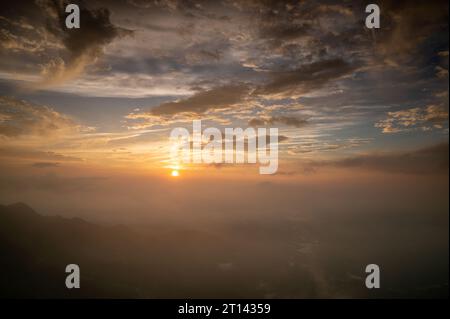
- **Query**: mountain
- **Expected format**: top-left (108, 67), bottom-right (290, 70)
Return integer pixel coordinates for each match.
top-left (1, 203), bottom-right (447, 298)
top-left (0, 203), bottom-right (155, 297)
top-left (0, 203), bottom-right (280, 298)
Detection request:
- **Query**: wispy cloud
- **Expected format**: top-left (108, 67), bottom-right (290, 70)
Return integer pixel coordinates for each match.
top-left (0, 96), bottom-right (81, 138)
top-left (375, 105), bottom-right (448, 133)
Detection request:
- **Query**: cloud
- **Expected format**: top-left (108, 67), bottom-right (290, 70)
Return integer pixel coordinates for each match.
top-left (0, 96), bottom-right (80, 138)
top-left (314, 143), bottom-right (449, 175)
top-left (37, 70), bottom-right (195, 98)
top-left (287, 137), bottom-right (372, 155)
top-left (38, 1), bottom-right (132, 87)
top-left (125, 84), bottom-right (253, 127)
top-left (316, 4), bottom-right (354, 16)
top-left (0, 148), bottom-right (83, 163)
top-left (435, 66), bottom-right (448, 79)
top-left (0, 0), bottom-right (448, 173)
top-left (31, 162), bottom-right (61, 168)
top-left (254, 59), bottom-right (355, 99)
top-left (0, 1), bottom-right (60, 53)
top-left (0, 22), bottom-right (53, 53)
top-left (259, 21), bottom-right (311, 43)
top-left (0, 0), bottom-right (132, 88)
top-left (150, 84), bottom-right (251, 115)
top-left (374, 0), bottom-right (449, 63)
top-left (248, 115), bottom-right (308, 128)
top-left (375, 105), bottom-right (449, 133)
top-left (0, 173), bottom-right (107, 193)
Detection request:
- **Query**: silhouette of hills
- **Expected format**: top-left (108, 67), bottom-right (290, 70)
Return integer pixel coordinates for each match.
top-left (1, 202), bottom-right (156, 297)
top-left (1, 202), bottom-right (240, 298)
top-left (1, 203), bottom-right (447, 298)
top-left (1, 202), bottom-right (295, 298)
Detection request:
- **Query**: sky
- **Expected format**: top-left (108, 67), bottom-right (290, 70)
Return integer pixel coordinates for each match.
top-left (0, 0), bottom-right (448, 223)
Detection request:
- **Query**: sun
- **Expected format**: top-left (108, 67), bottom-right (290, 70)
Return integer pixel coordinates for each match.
top-left (171, 170), bottom-right (179, 177)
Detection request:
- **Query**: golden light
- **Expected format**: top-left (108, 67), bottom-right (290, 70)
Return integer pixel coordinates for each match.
top-left (171, 170), bottom-right (179, 177)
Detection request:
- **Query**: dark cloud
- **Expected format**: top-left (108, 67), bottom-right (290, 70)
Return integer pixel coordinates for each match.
top-left (0, 0), bottom-right (132, 86)
top-left (374, 0), bottom-right (449, 62)
top-left (255, 59), bottom-right (355, 98)
top-left (46, 1), bottom-right (132, 59)
top-left (241, 134), bottom-right (289, 145)
top-left (149, 84), bottom-right (251, 115)
top-left (260, 21), bottom-right (311, 43)
top-left (31, 162), bottom-right (61, 168)
top-left (0, 173), bottom-right (107, 193)
top-left (315, 143), bottom-right (449, 175)
top-left (249, 115), bottom-right (308, 128)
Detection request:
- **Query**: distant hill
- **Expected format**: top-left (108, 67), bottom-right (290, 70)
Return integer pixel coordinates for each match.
top-left (0, 202), bottom-right (286, 298)
top-left (1, 203), bottom-right (447, 298)
top-left (0, 202), bottom-right (161, 297)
